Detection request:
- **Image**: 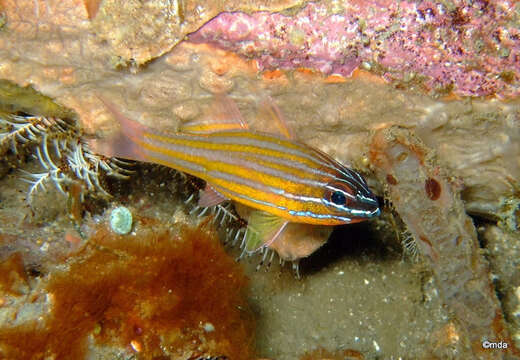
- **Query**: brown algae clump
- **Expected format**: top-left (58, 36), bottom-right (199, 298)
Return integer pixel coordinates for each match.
top-left (0, 223), bottom-right (255, 359)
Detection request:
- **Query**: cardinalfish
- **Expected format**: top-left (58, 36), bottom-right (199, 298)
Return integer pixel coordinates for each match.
top-left (91, 96), bottom-right (380, 253)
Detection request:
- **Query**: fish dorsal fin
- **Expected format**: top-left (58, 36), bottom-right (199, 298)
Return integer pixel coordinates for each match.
top-left (257, 96), bottom-right (295, 140)
top-left (244, 210), bottom-right (289, 253)
top-left (180, 95), bottom-right (248, 134)
top-left (198, 183), bottom-right (228, 207)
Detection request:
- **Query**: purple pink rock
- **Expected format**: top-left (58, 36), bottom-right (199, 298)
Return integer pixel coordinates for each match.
top-left (189, 1), bottom-right (520, 98)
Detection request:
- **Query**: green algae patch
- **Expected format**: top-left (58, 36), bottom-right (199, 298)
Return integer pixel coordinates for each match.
top-left (0, 79), bottom-right (75, 119)
top-left (0, 13), bottom-right (7, 31)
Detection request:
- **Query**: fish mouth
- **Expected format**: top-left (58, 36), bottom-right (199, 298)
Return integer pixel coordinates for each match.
top-left (367, 205), bottom-right (381, 218)
top-left (352, 193), bottom-right (380, 218)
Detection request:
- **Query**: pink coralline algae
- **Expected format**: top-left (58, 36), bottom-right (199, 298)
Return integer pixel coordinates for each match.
top-left (189, 1), bottom-right (520, 98)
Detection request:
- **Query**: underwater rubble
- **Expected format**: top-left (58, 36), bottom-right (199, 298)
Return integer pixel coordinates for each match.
top-left (0, 1), bottom-right (519, 359)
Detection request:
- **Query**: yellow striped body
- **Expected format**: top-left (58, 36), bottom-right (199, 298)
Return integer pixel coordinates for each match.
top-left (132, 128), bottom-right (379, 226)
top-left (93, 96), bottom-right (380, 241)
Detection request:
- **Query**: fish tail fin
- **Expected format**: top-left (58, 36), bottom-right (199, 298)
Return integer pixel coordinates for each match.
top-left (88, 96), bottom-right (148, 161)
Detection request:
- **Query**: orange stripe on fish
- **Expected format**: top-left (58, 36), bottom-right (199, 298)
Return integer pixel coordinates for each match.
top-left (93, 96), bottom-right (380, 253)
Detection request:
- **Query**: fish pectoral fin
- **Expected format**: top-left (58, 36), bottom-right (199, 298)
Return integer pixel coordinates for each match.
top-left (244, 210), bottom-right (289, 253)
top-left (180, 95), bottom-right (248, 134)
top-left (198, 183), bottom-right (228, 207)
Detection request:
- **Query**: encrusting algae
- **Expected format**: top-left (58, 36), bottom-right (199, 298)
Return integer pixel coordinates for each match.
top-left (0, 221), bottom-right (255, 360)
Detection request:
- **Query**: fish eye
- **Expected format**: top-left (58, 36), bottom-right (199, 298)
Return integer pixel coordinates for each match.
top-left (330, 190), bottom-right (347, 206)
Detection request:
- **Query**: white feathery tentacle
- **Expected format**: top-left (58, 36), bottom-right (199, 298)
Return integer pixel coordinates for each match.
top-left (2, 114), bottom-right (133, 201)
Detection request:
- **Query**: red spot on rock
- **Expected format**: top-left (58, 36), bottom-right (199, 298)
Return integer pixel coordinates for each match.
top-left (386, 174), bottom-right (398, 185)
top-left (83, 0), bottom-right (102, 20)
top-left (133, 325), bottom-right (143, 336)
top-left (425, 177), bottom-right (441, 200)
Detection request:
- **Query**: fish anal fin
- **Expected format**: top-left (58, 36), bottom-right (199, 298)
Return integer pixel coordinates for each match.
top-left (244, 210), bottom-right (289, 253)
top-left (198, 183), bottom-right (228, 207)
top-left (180, 95), bottom-right (248, 134)
top-left (268, 223), bottom-right (331, 261)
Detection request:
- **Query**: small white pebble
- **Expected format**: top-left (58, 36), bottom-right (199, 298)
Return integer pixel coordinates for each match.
top-left (514, 286), bottom-right (520, 298)
top-left (373, 340), bottom-right (380, 352)
top-left (110, 206), bottom-right (133, 235)
top-left (203, 322), bottom-right (215, 332)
